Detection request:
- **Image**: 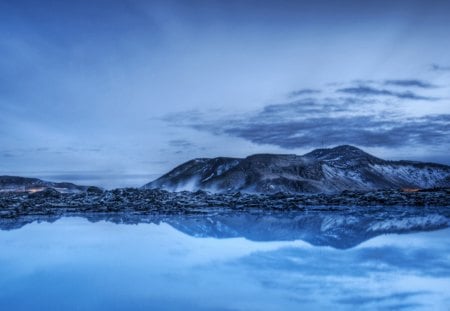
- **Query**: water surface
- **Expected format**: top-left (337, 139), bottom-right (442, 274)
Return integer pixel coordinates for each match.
top-left (0, 216), bottom-right (449, 310)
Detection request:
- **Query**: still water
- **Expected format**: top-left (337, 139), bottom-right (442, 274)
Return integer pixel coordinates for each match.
top-left (0, 216), bottom-right (449, 310)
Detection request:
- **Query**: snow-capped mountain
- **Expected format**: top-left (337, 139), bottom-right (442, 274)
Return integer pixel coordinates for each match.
top-left (0, 176), bottom-right (98, 193)
top-left (143, 145), bottom-right (450, 193)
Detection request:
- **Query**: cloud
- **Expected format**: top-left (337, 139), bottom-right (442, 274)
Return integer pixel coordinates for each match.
top-left (383, 79), bottom-right (436, 89)
top-left (260, 98), bottom-right (352, 117)
top-left (1, 152), bottom-right (15, 158)
top-left (163, 96), bottom-right (450, 150)
top-left (162, 77), bottom-right (449, 154)
top-left (168, 139), bottom-right (194, 149)
top-left (0, 146), bottom-right (104, 159)
top-left (335, 292), bottom-right (426, 306)
top-left (337, 86), bottom-right (437, 101)
top-left (288, 89), bottom-right (321, 98)
top-left (220, 114), bottom-right (450, 148)
top-left (430, 64), bottom-right (450, 72)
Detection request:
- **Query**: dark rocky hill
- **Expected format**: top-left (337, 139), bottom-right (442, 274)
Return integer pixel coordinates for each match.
top-left (143, 145), bottom-right (450, 193)
top-left (0, 175), bottom-right (100, 193)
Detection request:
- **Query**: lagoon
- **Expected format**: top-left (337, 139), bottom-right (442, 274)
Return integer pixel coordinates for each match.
top-left (0, 215), bottom-right (449, 310)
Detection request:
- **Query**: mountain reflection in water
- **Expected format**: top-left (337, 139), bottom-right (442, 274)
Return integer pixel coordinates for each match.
top-left (0, 210), bottom-right (449, 310)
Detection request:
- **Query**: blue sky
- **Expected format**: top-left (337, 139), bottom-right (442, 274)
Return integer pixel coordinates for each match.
top-left (1, 0), bottom-right (449, 188)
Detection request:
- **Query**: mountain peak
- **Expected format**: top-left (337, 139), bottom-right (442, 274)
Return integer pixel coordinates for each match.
top-left (303, 145), bottom-right (377, 164)
top-left (332, 145), bottom-right (365, 152)
top-left (305, 144), bottom-right (365, 155)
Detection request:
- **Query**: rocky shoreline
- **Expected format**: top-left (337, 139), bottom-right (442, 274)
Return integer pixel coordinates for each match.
top-left (1, 188), bottom-right (449, 248)
top-left (0, 188), bottom-right (449, 219)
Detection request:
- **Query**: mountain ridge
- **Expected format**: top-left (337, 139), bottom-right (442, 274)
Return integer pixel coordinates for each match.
top-left (143, 145), bottom-right (450, 193)
top-left (0, 175), bottom-right (101, 193)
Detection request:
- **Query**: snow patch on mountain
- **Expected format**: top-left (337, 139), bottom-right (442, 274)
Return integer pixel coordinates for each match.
top-left (370, 164), bottom-right (448, 188)
top-left (320, 215), bottom-right (359, 232)
top-left (367, 215), bottom-right (449, 232)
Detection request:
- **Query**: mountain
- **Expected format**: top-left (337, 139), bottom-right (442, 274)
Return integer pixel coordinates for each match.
top-left (0, 176), bottom-right (100, 193)
top-left (143, 145), bottom-right (450, 193)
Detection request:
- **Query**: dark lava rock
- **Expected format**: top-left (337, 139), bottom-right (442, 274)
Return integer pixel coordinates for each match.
top-left (28, 188), bottom-right (61, 199)
top-left (86, 186), bottom-right (104, 194)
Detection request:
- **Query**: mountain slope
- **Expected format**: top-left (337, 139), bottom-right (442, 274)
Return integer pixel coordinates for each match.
top-left (143, 145), bottom-right (450, 193)
top-left (0, 176), bottom-right (99, 193)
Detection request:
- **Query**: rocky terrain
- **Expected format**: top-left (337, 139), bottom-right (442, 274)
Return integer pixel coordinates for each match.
top-left (0, 187), bottom-right (448, 218)
top-left (0, 187), bottom-right (449, 248)
top-left (1, 187), bottom-right (448, 248)
top-left (144, 145), bottom-right (450, 193)
top-left (0, 186), bottom-right (447, 221)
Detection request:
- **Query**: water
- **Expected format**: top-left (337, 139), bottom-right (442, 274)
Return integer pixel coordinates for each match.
top-left (0, 215), bottom-right (449, 310)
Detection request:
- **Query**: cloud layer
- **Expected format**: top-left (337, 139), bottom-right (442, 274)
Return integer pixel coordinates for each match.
top-left (337, 86), bottom-right (437, 101)
top-left (164, 79), bottom-right (450, 150)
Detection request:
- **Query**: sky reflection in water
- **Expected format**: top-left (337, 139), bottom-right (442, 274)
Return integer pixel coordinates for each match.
top-left (0, 217), bottom-right (449, 311)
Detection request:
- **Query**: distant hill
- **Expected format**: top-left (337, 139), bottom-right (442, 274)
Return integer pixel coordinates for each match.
top-left (0, 176), bottom-right (100, 193)
top-left (143, 145), bottom-right (450, 193)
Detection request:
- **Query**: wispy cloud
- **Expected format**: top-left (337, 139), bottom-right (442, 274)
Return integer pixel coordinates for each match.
top-left (260, 98), bottom-right (357, 116)
top-left (0, 146), bottom-right (103, 159)
top-left (337, 86), bottom-right (437, 101)
top-left (383, 79), bottom-right (437, 89)
top-left (430, 64), bottom-right (450, 72)
top-left (288, 89), bottom-right (321, 98)
top-left (168, 139), bottom-right (194, 149)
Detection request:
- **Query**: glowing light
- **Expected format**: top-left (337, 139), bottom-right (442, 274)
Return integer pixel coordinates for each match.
top-left (402, 188), bottom-right (420, 192)
top-left (27, 187), bottom-right (46, 193)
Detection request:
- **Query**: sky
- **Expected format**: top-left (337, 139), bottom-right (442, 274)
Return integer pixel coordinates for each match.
top-left (1, 0), bottom-right (449, 188)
